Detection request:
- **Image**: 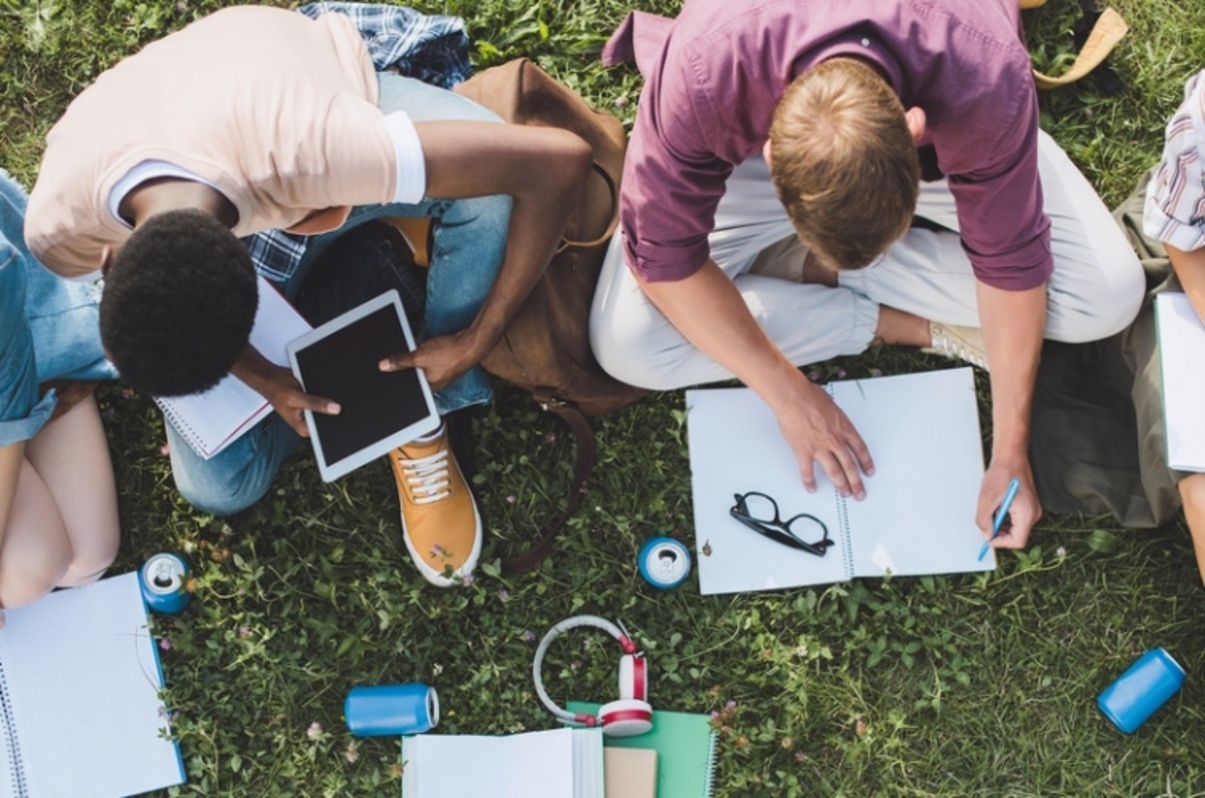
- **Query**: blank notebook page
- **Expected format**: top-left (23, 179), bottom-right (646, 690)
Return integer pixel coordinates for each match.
top-left (404, 729), bottom-right (577, 798)
top-left (1156, 292), bottom-right (1205, 471)
top-left (0, 573), bottom-right (184, 798)
top-left (834, 368), bottom-right (989, 577)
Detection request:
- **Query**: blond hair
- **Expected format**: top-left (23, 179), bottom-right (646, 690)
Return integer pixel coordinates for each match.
top-left (768, 58), bottom-right (919, 270)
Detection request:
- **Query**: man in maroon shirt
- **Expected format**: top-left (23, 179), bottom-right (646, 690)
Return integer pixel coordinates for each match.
top-left (589, 1), bottom-right (1144, 550)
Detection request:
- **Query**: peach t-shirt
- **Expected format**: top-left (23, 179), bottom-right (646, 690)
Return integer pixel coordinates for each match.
top-left (25, 6), bottom-right (410, 277)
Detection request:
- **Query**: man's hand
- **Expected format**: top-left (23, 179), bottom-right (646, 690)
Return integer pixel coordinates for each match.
top-left (258, 364), bottom-right (340, 438)
top-left (379, 330), bottom-right (481, 391)
top-left (976, 457), bottom-right (1041, 550)
top-left (773, 373), bottom-right (874, 499)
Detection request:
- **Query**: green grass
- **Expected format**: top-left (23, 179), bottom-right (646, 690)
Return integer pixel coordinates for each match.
top-left (3, 0), bottom-right (1205, 795)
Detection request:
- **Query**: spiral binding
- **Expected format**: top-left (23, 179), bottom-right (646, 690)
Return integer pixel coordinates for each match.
top-left (154, 397), bottom-right (208, 457)
top-left (825, 385), bottom-right (856, 581)
top-left (702, 727), bottom-right (718, 797)
top-left (0, 660), bottom-right (29, 797)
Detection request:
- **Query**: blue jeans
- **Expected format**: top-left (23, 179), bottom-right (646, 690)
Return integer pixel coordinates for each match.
top-left (0, 170), bottom-right (116, 447)
top-left (170, 74), bottom-right (510, 515)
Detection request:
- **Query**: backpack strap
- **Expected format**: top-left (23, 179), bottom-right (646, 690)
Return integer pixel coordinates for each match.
top-left (501, 394), bottom-right (598, 575)
top-left (1029, 6), bottom-right (1128, 90)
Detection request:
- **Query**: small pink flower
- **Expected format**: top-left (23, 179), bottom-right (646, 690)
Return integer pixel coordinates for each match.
top-left (506, 495), bottom-right (516, 504)
top-left (836, 368), bottom-right (848, 379)
top-left (614, 96), bottom-right (629, 108)
top-left (869, 368), bottom-right (883, 377)
top-left (344, 741), bottom-right (360, 764)
top-left (159, 442), bottom-right (171, 456)
top-left (808, 370), bottom-right (821, 382)
top-left (725, 699), bottom-right (737, 710)
top-left (496, 589), bottom-right (510, 604)
top-left (238, 626), bottom-right (252, 639)
top-left (306, 722), bottom-right (323, 740)
top-left (120, 387), bottom-right (136, 400)
top-left (430, 544), bottom-right (446, 558)
top-left (544, 432), bottom-right (557, 444)
top-left (794, 750), bottom-right (807, 763)
top-left (461, 573), bottom-right (475, 587)
top-left (158, 638), bottom-right (172, 651)
top-left (522, 629), bottom-right (537, 643)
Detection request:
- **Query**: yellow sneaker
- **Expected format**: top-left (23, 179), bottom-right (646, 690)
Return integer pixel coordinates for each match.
top-left (389, 426), bottom-right (482, 587)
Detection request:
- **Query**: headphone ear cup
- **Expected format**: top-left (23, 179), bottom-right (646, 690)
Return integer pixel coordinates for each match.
top-left (617, 654), bottom-right (649, 702)
top-left (598, 698), bottom-right (653, 738)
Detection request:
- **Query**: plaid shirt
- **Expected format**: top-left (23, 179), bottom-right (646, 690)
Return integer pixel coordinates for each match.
top-left (1145, 70), bottom-right (1205, 253)
top-left (246, 3), bottom-right (472, 285)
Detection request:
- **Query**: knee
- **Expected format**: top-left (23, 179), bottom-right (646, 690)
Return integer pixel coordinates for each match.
top-left (59, 522), bottom-right (120, 588)
top-left (0, 544), bottom-right (70, 609)
top-left (172, 467), bottom-right (268, 517)
top-left (1057, 250), bottom-right (1146, 344)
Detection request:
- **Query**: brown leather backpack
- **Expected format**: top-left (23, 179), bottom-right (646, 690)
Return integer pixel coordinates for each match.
top-left (451, 59), bottom-right (646, 573)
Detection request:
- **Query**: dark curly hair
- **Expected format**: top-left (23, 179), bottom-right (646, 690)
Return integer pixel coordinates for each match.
top-left (100, 209), bottom-right (258, 397)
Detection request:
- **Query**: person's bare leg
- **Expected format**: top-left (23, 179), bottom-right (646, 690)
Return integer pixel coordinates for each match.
top-left (0, 460), bottom-right (73, 608)
top-left (25, 395), bottom-right (119, 587)
top-left (1178, 474), bottom-right (1205, 587)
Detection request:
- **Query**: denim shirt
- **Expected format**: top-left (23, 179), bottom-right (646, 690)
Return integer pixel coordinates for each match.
top-left (0, 171), bottom-right (116, 447)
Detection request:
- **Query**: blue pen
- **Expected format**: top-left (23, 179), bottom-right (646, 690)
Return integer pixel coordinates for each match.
top-left (978, 477), bottom-right (1022, 561)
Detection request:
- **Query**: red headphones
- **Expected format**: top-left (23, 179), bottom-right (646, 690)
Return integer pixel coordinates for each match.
top-left (532, 615), bottom-right (653, 737)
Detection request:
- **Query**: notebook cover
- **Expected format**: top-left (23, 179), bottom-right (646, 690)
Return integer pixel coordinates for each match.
top-left (568, 703), bottom-right (716, 798)
top-left (604, 748), bottom-right (656, 798)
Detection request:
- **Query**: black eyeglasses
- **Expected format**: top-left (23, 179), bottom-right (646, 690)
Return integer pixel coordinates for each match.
top-left (729, 491), bottom-right (833, 557)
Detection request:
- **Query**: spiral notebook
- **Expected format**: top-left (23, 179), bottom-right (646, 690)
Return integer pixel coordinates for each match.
top-left (686, 368), bottom-right (991, 595)
top-left (1155, 292), bottom-right (1205, 471)
top-left (0, 573), bottom-right (185, 797)
top-left (155, 275), bottom-right (311, 459)
top-left (568, 704), bottom-right (716, 798)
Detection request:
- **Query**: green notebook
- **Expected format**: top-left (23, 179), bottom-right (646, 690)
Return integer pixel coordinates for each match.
top-left (567, 702), bottom-right (716, 798)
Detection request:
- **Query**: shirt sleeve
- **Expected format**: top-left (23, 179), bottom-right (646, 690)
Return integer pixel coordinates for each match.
top-left (0, 250), bottom-right (54, 447)
top-left (1143, 71), bottom-right (1205, 253)
top-left (619, 53), bottom-right (734, 282)
top-left (381, 110), bottom-right (427, 204)
top-left (946, 85), bottom-right (1052, 291)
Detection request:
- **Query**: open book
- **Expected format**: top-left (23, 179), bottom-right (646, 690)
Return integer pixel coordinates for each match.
top-left (1155, 292), bottom-right (1205, 471)
top-left (686, 368), bottom-right (991, 595)
top-left (0, 574), bottom-right (185, 797)
top-left (155, 275), bottom-right (311, 459)
top-left (402, 728), bottom-right (602, 798)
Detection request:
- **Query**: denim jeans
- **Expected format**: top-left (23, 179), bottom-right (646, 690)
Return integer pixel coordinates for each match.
top-left (0, 170), bottom-right (116, 447)
top-left (169, 74), bottom-right (510, 515)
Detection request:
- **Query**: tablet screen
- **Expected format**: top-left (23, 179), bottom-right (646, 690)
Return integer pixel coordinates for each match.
top-left (293, 305), bottom-right (430, 466)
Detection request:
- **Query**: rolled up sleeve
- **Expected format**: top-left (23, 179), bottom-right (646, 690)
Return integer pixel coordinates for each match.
top-left (620, 55), bottom-right (733, 282)
top-left (0, 250), bottom-right (54, 446)
top-left (1143, 71), bottom-right (1205, 253)
top-left (948, 87), bottom-right (1052, 291)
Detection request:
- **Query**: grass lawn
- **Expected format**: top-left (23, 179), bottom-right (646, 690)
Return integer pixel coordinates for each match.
top-left (3, 0), bottom-right (1205, 795)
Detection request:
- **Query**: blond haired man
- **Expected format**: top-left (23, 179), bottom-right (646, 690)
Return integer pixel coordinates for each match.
top-left (591, 1), bottom-right (1144, 551)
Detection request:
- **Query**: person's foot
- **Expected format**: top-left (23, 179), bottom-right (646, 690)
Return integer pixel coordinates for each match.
top-left (389, 425), bottom-right (482, 587)
top-left (924, 322), bottom-right (989, 370)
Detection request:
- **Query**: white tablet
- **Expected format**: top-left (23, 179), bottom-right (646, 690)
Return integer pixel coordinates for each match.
top-left (286, 290), bottom-right (440, 482)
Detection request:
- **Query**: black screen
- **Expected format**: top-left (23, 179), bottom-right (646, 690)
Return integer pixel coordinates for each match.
top-left (294, 304), bottom-right (430, 466)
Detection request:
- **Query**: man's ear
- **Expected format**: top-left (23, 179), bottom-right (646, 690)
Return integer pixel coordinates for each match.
top-left (904, 106), bottom-right (927, 143)
top-left (763, 139), bottom-right (774, 169)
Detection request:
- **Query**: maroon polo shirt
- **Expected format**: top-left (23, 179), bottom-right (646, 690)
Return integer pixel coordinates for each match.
top-left (604, 0), bottom-right (1052, 290)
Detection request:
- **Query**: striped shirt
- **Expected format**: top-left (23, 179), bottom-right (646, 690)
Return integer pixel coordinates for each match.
top-left (1144, 70), bottom-right (1205, 252)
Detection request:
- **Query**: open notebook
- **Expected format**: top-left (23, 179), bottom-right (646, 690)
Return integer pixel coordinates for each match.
top-left (402, 728), bottom-right (602, 798)
top-left (0, 573), bottom-right (185, 798)
top-left (686, 368), bottom-right (991, 595)
top-left (155, 275), bottom-right (311, 460)
top-left (1155, 292), bottom-right (1205, 471)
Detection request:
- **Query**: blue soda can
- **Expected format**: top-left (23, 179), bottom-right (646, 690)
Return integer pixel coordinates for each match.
top-left (139, 552), bottom-right (191, 615)
top-left (345, 683), bottom-right (439, 737)
top-left (638, 536), bottom-right (692, 590)
top-left (1097, 647), bottom-right (1186, 734)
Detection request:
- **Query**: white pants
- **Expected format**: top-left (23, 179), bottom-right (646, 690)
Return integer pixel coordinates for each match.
top-left (590, 130), bottom-right (1145, 390)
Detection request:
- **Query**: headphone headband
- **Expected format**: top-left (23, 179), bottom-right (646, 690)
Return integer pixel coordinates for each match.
top-left (532, 615), bottom-right (640, 724)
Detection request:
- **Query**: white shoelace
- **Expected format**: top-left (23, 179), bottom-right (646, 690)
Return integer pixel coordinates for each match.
top-left (399, 449), bottom-right (452, 505)
top-left (931, 331), bottom-right (988, 370)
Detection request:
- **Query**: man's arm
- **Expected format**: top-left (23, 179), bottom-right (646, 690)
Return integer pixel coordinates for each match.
top-left (231, 346), bottom-right (339, 438)
top-left (640, 260), bottom-right (874, 498)
top-left (1167, 244), bottom-right (1205, 321)
top-left (379, 121), bottom-right (592, 386)
top-left (975, 282), bottom-right (1045, 548)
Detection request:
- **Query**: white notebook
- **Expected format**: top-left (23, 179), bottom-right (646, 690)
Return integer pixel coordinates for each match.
top-left (686, 368), bottom-right (991, 595)
top-left (1155, 292), bottom-right (1205, 472)
top-left (402, 728), bottom-right (603, 798)
top-left (0, 574), bottom-right (185, 798)
top-left (155, 275), bottom-right (312, 460)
